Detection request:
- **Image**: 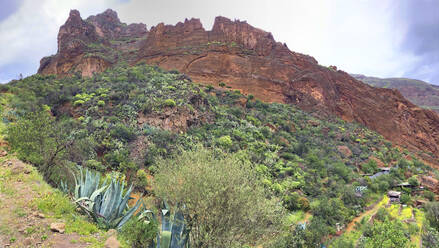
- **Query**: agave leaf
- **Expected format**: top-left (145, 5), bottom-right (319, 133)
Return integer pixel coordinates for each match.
top-left (75, 196), bottom-right (91, 203)
top-left (90, 185), bottom-right (108, 202)
top-left (109, 179), bottom-right (123, 218)
top-left (74, 184), bottom-right (80, 199)
top-left (101, 178), bottom-right (117, 218)
top-left (138, 209), bottom-right (153, 220)
top-left (161, 231), bottom-right (171, 248)
top-left (71, 168), bottom-right (142, 229)
top-left (116, 198), bottom-right (142, 229)
top-left (161, 202), bottom-right (171, 232)
top-left (118, 185), bottom-right (134, 216)
top-left (170, 210), bottom-right (186, 248)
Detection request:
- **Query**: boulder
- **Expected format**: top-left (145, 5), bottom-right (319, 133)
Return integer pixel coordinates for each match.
top-left (104, 236), bottom-right (120, 248)
top-left (50, 223), bottom-right (65, 233)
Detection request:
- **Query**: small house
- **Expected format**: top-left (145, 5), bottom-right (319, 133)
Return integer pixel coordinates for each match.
top-left (369, 167), bottom-right (391, 179)
top-left (388, 191), bottom-right (402, 203)
top-left (397, 182), bottom-right (415, 188)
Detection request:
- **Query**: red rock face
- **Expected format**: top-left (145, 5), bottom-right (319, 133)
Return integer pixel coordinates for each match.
top-left (38, 9), bottom-right (439, 162)
top-left (86, 9), bottom-right (147, 39)
top-left (38, 9), bottom-right (147, 76)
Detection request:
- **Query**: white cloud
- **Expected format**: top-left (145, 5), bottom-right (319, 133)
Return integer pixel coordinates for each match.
top-left (0, 0), bottom-right (120, 78)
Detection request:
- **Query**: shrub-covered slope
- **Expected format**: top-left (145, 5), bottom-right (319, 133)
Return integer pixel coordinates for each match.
top-left (3, 64), bottom-right (438, 247)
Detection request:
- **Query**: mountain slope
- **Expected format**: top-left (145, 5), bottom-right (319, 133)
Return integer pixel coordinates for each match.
top-left (37, 9), bottom-right (439, 163)
top-left (352, 74), bottom-right (439, 113)
top-left (9, 61), bottom-right (438, 247)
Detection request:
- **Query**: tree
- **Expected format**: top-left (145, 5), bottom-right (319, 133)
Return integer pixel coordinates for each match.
top-left (422, 226), bottom-right (439, 248)
top-left (153, 146), bottom-right (283, 247)
top-left (272, 224), bottom-right (306, 248)
top-left (331, 237), bottom-right (354, 248)
top-left (7, 110), bottom-right (79, 180)
top-left (408, 176), bottom-right (419, 187)
top-left (425, 202), bottom-right (439, 230)
top-left (400, 194), bottom-right (411, 205)
top-left (361, 218), bottom-right (409, 248)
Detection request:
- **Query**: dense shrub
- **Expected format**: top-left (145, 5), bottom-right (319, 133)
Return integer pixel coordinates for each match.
top-left (120, 217), bottom-right (157, 247)
top-left (135, 169), bottom-right (148, 189)
top-left (84, 159), bottom-right (105, 172)
top-left (5, 64), bottom-right (433, 246)
top-left (153, 147), bottom-right (283, 247)
top-left (216, 135), bottom-right (233, 148)
top-left (110, 123), bottom-right (136, 142)
top-left (360, 218), bottom-right (409, 248)
top-left (425, 202), bottom-right (439, 230)
top-left (400, 194), bottom-right (411, 204)
top-left (7, 110), bottom-right (80, 181)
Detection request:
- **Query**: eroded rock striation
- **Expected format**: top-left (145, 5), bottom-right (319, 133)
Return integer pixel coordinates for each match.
top-left (38, 9), bottom-right (439, 161)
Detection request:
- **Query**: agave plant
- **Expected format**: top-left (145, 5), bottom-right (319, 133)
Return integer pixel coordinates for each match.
top-left (73, 167), bottom-right (142, 229)
top-left (138, 202), bottom-right (190, 248)
top-left (59, 180), bottom-right (69, 194)
top-left (73, 166), bottom-right (103, 200)
top-left (90, 177), bottom-right (142, 229)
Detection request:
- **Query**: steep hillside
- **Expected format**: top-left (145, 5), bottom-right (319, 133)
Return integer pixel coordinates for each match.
top-left (352, 74), bottom-right (439, 113)
top-left (6, 63), bottom-right (439, 247)
top-left (37, 9), bottom-right (439, 163)
top-left (0, 158), bottom-right (118, 247)
top-left (0, 97), bottom-right (123, 247)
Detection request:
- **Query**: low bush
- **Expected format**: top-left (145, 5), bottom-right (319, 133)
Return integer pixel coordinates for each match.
top-left (135, 169), bottom-right (148, 189)
top-left (120, 216), bottom-right (157, 247)
top-left (163, 99), bottom-right (176, 107)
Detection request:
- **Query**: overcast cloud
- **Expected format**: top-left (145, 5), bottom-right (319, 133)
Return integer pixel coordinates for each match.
top-left (0, 0), bottom-right (438, 85)
top-left (395, 0), bottom-right (439, 84)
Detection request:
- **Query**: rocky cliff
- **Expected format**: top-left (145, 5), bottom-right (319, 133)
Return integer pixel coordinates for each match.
top-left (38, 9), bottom-right (146, 76)
top-left (38, 9), bottom-right (439, 162)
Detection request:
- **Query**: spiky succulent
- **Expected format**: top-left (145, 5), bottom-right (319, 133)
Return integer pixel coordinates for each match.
top-left (73, 166), bottom-right (102, 200)
top-left (137, 202), bottom-right (190, 248)
top-left (73, 167), bottom-right (141, 229)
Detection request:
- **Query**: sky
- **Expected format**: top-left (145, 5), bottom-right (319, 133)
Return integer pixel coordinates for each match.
top-left (0, 0), bottom-right (438, 85)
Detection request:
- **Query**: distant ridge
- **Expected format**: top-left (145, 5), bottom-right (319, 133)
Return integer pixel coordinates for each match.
top-left (352, 74), bottom-right (439, 113)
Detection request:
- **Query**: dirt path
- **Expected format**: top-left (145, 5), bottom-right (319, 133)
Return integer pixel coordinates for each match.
top-left (303, 212), bottom-right (312, 222)
top-left (344, 196), bottom-right (388, 233)
top-left (0, 157), bottom-right (93, 247)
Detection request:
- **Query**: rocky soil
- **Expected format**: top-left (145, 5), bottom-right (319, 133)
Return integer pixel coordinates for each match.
top-left (0, 155), bottom-right (118, 247)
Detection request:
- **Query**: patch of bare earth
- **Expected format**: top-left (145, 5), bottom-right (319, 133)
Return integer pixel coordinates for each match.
top-left (0, 159), bottom-right (89, 248)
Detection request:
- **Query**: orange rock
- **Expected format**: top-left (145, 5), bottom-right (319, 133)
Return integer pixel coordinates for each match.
top-left (38, 9), bottom-right (439, 167)
top-left (337, 146), bottom-right (352, 158)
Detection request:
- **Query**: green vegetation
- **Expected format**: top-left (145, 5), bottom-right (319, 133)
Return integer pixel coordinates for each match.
top-left (2, 64), bottom-right (438, 247)
top-left (72, 167), bottom-right (141, 229)
top-left (154, 147), bottom-right (282, 247)
top-left (120, 214), bottom-right (158, 247)
top-left (0, 159), bottom-right (110, 246)
top-left (361, 217), bottom-right (409, 247)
